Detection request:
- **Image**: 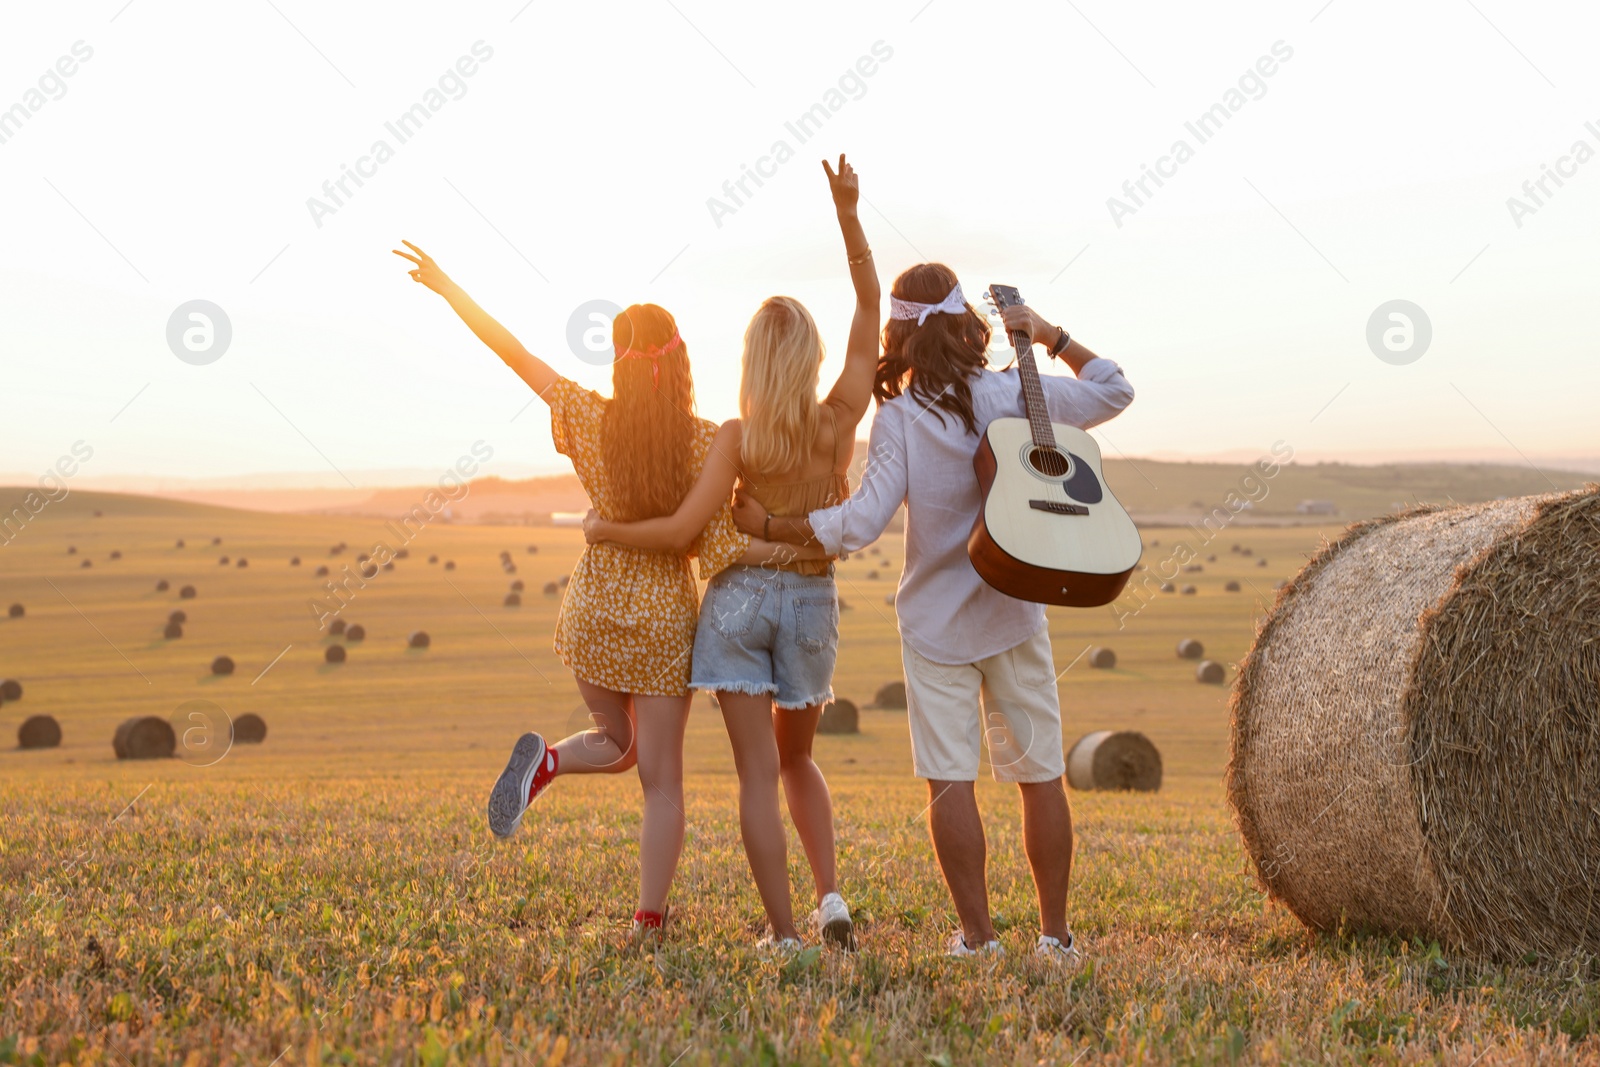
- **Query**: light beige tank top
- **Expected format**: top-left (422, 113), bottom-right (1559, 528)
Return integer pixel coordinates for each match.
top-left (744, 406), bottom-right (850, 575)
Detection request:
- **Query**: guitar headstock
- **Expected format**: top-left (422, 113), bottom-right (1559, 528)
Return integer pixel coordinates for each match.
top-left (986, 284), bottom-right (1025, 313)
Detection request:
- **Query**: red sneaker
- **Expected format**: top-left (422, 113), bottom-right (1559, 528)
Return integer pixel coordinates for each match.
top-left (487, 733), bottom-right (556, 838)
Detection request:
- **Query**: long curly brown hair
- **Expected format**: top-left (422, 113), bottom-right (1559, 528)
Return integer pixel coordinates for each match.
top-left (601, 303), bottom-right (698, 521)
top-left (874, 262), bottom-right (990, 435)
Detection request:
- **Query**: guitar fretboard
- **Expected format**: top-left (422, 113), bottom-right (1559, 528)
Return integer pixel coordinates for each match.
top-left (1012, 332), bottom-right (1057, 450)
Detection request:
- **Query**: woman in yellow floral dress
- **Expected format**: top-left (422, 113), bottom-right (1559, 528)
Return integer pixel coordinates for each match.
top-left (394, 240), bottom-right (816, 935)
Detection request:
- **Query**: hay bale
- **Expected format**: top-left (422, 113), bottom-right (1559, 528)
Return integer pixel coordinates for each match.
top-left (109, 550), bottom-right (122, 560)
top-left (866, 570), bottom-right (880, 580)
top-left (67, 545), bottom-right (77, 554)
top-left (18, 715), bottom-right (61, 749)
top-left (1159, 582), bottom-right (1175, 593)
top-left (232, 713), bottom-right (267, 744)
top-left (382, 562), bottom-right (394, 571)
top-left (211, 655), bottom-right (235, 676)
top-left (504, 592), bottom-right (522, 607)
top-left (817, 699), bottom-right (859, 734)
top-left (163, 620), bottom-right (183, 639)
top-left (114, 716), bottom-right (175, 760)
top-left (1195, 660), bottom-right (1226, 684)
top-left (395, 549), bottom-right (410, 559)
top-left (1088, 646), bottom-right (1117, 669)
top-left (325, 644), bottom-right (346, 664)
top-left (408, 630), bottom-right (430, 649)
top-left (838, 598), bottom-right (851, 611)
top-left (169, 610), bottom-right (187, 624)
top-left (1176, 638), bottom-right (1204, 660)
top-left (884, 594), bottom-right (895, 605)
top-left (502, 563), bottom-right (517, 574)
top-left (315, 565), bottom-right (330, 577)
top-left (1067, 730), bottom-right (1162, 792)
top-left (1, 679), bottom-right (21, 701)
top-left (444, 561), bottom-right (456, 571)
top-left (359, 563), bottom-right (378, 579)
top-left (212, 537), bottom-right (222, 545)
top-left (559, 575), bottom-right (570, 587)
top-left (1184, 564), bottom-right (1203, 573)
top-left (1180, 584), bottom-right (1197, 595)
top-left (873, 681), bottom-right (907, 709)
top-left (80, 559), bottom-right (92, 568)
top-left (237, 558), bottom-right (249, 568)
top-left (179, 585), bottom-right (196, 599)
top-left (542, 581), bottom-right (559, 596)
top-left (1224, 580), bottom-right (1241, 592)
top-left (328, 619), bottom-right (346, 636)
top-left (345, 624), bottom-right (365, 641)
top-left (175, 539), bottom-right (185, 548)
top-left (428, 555), bottom-right (439, 564)
top-left (290, 556), bottom-right (301, 566)
top-left (1228, 490), bottom-right (1600, 959)
top-left (218, 556), bottom-right (230, 565)
top-left (7, 603), bottom-right (22, 618)
top-left (156, 579), bottom-right (170, 592)
top-left (527, 545), bottom-right (539, 554)
top-left (510, 579), bottom-right (525, 592)
top-left (1257, 558), bottom-right (1268, 568)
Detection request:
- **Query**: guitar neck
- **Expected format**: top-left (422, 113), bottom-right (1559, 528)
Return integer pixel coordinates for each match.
top-left (1010, 330), bottom-right (1057, 449)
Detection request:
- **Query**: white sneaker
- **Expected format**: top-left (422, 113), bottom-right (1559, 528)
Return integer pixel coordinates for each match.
top-left (811, 892), bottom-right (855, 949)
top-left (756, 935), bottom-right (803, 956)
top-left (946, 933), bottom-right (1005, 958)
top-left (1035, 932), bottom-right (1082, 969)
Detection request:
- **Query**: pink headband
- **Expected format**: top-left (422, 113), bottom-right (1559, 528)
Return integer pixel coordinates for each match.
top-left (617, 330), bottom-right (682, 387)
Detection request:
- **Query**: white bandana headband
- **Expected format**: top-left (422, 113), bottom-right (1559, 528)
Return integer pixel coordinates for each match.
top-left (889, 282), bottom-right (968, 326)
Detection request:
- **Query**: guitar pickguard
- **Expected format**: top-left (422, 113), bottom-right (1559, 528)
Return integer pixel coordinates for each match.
top-left (1062, 453), bottom-right (1103, 504)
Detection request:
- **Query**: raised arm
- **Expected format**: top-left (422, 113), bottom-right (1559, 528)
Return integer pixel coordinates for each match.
top-left (1000, 305), bottom-right (1135, 427)
top-left (584, 421), bottom-right (744, 554)
top-left (393, 240), bottom-right (561, 399)
top-left (820, 155), bottom-right (881, 433)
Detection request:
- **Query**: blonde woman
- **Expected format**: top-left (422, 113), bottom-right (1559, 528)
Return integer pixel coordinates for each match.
top-left (585, 155), bottom-right (879, 950)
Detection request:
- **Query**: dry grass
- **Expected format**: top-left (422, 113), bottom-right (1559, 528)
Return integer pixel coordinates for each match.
top-left (1, 490), bottom-right (1596, 1064)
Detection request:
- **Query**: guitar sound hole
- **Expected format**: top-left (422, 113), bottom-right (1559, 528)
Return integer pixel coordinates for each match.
top-left (1026, 447), bottom-right (1071, 478)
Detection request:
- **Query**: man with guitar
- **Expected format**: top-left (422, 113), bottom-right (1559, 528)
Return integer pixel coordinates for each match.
top-left (732, 262), bottom-right (1133, 965)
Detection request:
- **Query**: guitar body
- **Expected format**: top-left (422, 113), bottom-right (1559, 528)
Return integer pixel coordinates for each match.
top-left (969, 418), bottom-right (1142, 608)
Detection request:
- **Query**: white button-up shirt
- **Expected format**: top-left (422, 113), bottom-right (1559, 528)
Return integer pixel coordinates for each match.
top-left (810, 358), bottom-right (1134, 665)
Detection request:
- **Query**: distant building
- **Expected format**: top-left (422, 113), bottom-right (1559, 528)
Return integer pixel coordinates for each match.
top-left (1296, 499), bottom-right (1338, 516)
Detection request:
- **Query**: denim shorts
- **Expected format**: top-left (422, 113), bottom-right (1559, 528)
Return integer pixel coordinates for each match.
top-left (690, 564), bottom-right (839, 709)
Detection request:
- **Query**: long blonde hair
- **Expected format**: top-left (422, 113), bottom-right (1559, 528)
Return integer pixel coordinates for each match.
top-left (601, 303), bottom-right (697, 520)
top-left (739, 296), bottom-right (824, 477)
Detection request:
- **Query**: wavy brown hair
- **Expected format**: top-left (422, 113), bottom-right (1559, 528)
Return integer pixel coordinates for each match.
top-left (601, 303), bottom-right (697, 521)
top-left (874, 262), bottom-right (990, 435)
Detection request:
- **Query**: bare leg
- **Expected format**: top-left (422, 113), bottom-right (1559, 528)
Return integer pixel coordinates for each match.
top-left (926, 779), bottom-right (995, 945)
top-left (631, 693), bottom-right (691, 916)
top-left (1018, 778), bottom-right (1073, 942)
top-left (558, 680), bottom-right (638, 775)
top-left (720, 691), bottom-right (798, 940)
top-left (773, 703), bottom-right (839, 904)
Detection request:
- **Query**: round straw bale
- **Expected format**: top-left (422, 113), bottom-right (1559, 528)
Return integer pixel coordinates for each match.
top-left (408, 630), bottom-right (430, 649)
top-left (328, 619), bottom-right (346, 635)
top-left (211, 655), bottom-right (235, 676)
top-left (7, 603), bottom-right (23, 618)
top-left (1184, 564), bottom-right (1202, 573)
top-left (428, 555), bottom-right (439, 564)
top-left (325, 644), bottom-right (346, 664)
top-left (163, 620), bottom-right (183, 639)
top-left (1195, 660), bottom-right (1226, 684)
top-left (543, 581), bottom-right (559, 596)
top-left (504, 592), bottom-right (521, 607)
top-left (109, 550), bottom-right (122, 560)
top-left (345, 624), bottom-right (366, 642)
top-left (1224, 580), bottom-right (1241, 592)
top-left (1088, 646), bottom-right (1117, 669)
top-left (175, 539), bottom-right (185, 548)
top-left (237, 558), bottom-right (249, 568)
top-left (1227, 489), bottom-right (1600, 959)
top-left (444, 561), bottom-right (456, 570)
top-left (232, 713), bottom-right (267, 743)
top-left (869, 545), bottom-right (881, 555)
top-left (94, 509), bottom-right (102, 517)
top-left (527, 545), bottom-right (539, 554)
top-left (1257, 558), bottom-right (1268, 567)
top-left (559, 575), bottom-right (569, 587)
top-left (884, 594), bottom-right (895, 605)
top-left (1176, 638), bottom-right (1204, 659)
top-left (218, 556), bottom-right (229, 565)
top-left (19, 714), bottom-right (61, 749)
top-left (359, 563), bottom-right (378, 579)
top-left (80, 560), bottom-right (92, 568)
top-left (866, 570), bottom-right (880, 580)
top-left (179, 585), bottom-right (196, 599)
top-left (503, 563), bottom-right (517, 574)
top-left (315, 565), bottom-right (329, 577)
top-left (169, 610), bottom-right (187, 624)
top-left (67, 545), bottom-right (77, 554)
top-left (1159, 582), bottom-right (1175, 593)
top-left (382, 562), bottom-right (394, 571)
top-left (874, 681), bottom-right (907, 709)
top-left (1241, 547), bottom-right (1252, 556)
top-left (212, 537), bottom-right (222, 545)
top-left (1067, 730), bottom-right (1162, 792)
top-left (510, 579), bottom-right (525, 592)
top-left (817, 698), bottom-right (859, 734)
top-left (1, 679), bottom-right (21, 701)
top-left (395, 549), bottom-right (410, 559)
top-left (114, 716), bottom-right (175, 760)
top-left (290, 556), bottom-right (301, 566)
top-left (1180, 584), bottom-right (1197, 595)
top-left (156, 579), bottom-right (169, 592)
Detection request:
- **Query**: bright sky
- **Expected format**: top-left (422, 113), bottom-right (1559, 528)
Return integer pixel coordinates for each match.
top-left (3, 0), bottom-right (1597, 487)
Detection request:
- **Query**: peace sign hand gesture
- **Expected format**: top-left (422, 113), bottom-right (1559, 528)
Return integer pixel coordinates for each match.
top-left (391, 240), bottom-right (458, 297)
top-left (822, 154), bottom-right (860, 214)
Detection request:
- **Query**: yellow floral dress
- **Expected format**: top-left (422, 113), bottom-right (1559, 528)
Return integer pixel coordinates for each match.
top-left (547, 378), bottom-right (747, 696)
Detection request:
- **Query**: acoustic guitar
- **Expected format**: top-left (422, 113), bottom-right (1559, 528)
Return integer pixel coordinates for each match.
top-left (968, 284), bottom-right (1142, 607)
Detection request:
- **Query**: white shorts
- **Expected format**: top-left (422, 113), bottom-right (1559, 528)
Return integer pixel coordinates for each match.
top-left (901, 627), bottom-right (1067, 783)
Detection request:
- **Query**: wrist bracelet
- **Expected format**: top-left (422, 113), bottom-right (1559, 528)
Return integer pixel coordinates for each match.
top-left (763, 514), bottom-right (771, 541)
top-left (847, 247), bottom-right (873, 266)
top-left (1048, 326), bottom-right (1071, 358)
